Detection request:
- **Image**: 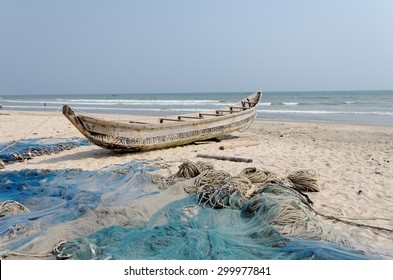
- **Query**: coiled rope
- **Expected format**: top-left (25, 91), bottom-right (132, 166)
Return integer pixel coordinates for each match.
top-left (286, 169), bottom-right (320, 192)
top-left (156, 161), bottom-right (393, 234)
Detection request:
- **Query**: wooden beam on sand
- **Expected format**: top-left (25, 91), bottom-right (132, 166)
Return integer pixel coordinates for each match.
top-left (193, 141), bottom-right (216, 145)
top-left (197, 153), bottom-right (252, 163)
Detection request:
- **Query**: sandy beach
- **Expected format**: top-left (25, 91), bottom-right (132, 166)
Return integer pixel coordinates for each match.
top-left (1, 109), bottom-right (392, 259)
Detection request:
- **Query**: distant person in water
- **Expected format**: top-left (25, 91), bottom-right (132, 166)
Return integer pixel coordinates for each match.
top-left (44, 103), bottom-right (46, 107)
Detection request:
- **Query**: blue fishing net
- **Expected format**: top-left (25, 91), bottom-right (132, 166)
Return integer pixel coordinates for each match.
top-left (0, 145), bottom-right (373, 260)
top-left (0, 160), bottom-right (161, 251)
top-left (56, 194), bottom-right (368, 260)
top-left (0, 137), bottom-right (90, 164)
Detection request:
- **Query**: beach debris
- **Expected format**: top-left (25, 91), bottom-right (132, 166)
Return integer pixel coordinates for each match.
top-left (197, 153), bottom-right (253, 163)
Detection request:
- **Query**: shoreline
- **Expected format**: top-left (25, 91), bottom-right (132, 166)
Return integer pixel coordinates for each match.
top-left (259, 116), bottom-right (393, 127)
top-left (2, 107), bottom-right (393, 126)
top-left (1, 109), bottom-right (393, 259)
top-left (3, 108), bottom-right (393, 124)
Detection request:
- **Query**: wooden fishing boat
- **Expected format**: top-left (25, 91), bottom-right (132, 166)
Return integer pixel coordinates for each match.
top-left (62, 91), bottom-right (261, 152)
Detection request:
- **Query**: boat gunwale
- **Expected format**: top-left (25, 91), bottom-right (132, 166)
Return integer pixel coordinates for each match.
top-left (66, 92), bottom-right (261, 131)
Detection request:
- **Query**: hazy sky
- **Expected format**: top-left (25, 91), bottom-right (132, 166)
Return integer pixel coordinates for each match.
top-left (1, 0), bottom-right (392, 94)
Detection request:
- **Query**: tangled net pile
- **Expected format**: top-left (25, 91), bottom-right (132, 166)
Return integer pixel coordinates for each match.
top-left (157, 161), bottom-right (320, 209)
top-left (0, 160), bottom-right (161, 258)
top-left (151, 161), bottom-right (356, 248)
top-left (150, 161), bottom-right (215, 189)
top-left (54, 160), bottom-right (368, 260)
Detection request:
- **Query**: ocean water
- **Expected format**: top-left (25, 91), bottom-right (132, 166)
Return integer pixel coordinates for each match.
top-left (1, 90), bottom-right (393, 125)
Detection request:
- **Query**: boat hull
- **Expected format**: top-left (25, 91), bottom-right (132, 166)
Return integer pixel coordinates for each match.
top-left (63, 92), bottom-right (261, 152)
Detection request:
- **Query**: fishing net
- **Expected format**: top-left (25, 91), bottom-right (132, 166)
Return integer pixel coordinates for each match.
top-left (0, 160), bottom-right (162, 253)
top-left (53, 161), bottom-right (368, 260)
top-left (55, 193), bottom-right (366, 260)
top-left (0, 201), bottom-right (31, 217)
top-left (0, 155), bottom-right (373, 260)
top-left (0, 137), bottom-right (90, 164)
